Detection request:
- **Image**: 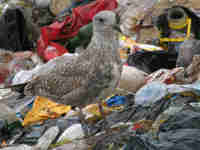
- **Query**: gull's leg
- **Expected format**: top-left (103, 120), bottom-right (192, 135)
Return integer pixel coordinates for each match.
top-left (78, 108), bottom-right (90, 137)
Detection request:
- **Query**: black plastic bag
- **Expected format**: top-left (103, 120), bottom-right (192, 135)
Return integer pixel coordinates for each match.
top-left (0, 8), bottom-right (33, 52)
top-left (124, 108), bottom-right (200, 150)
top-left (127, 51), bottom-right (177, 74)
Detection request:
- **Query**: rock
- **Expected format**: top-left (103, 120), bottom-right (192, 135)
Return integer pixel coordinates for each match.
top-left (33, 126), bottom-right (59, 150)
top-left (57, 124), bottom-right (84, 142)
top-left (118, 65), bottom-right (148, 93)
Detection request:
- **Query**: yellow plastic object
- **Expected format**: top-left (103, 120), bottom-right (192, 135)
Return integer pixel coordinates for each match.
top-left (119, 49), bottom-right (129, 60)
top-left (84, 102), bottom-right (122, 117)
top-left (119, 35), bottom-right (164, 52)
top-left (83, 104), bottom-right (111, 118)
top-left (169, 15), bottom-right (188, 30)
top-left (82, 95), bottom-right (123, 123)
top-left (160, 18), bottom-right (191, 43)
top-left (22, 96), bottom-right (71, 126)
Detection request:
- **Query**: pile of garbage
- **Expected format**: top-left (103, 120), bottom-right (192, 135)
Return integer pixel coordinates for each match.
top-left (0, 0), bottom-right (200, 150)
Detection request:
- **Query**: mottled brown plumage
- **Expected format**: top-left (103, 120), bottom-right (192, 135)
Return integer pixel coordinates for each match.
top-left (18, 11), bottom-right (122, 108)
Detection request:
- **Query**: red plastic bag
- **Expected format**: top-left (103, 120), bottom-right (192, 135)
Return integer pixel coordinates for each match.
top-left (37, 0), bottom-right (117, 61)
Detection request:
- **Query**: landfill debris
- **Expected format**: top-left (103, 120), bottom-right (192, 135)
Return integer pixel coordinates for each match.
top-left (127, 50), bottom-right (178, 74)
top-left (1, 126), bottom-right (59, 150)
top-left (90, 83), bottom-right (200, 150)
top-left (82, 98), bottom-right (124, 122)
top-left (126, 5), bottom-right (200, 73)
top-left (51, 139), bottom-right (90, 150)
top-left (57, 124), bottom-right (84, 142)
top-left (0, 50), bottom-right (42, 85)
top-left (119, 48), bottom-right (129, 64)
top-left (146, 67), bottom-right (184, 84)
top-left (22, 96), bottom-right (71, 126)
top-left (118, 65), bottom-right (148, 93)
top-left (119, 35), bottom-right (164, 53)
top-left (176, 39), bottom-right (200, 68)
top-left (34, 126), bottom-right (59, 150)
top-left (183, 55), bottom-right (200, 82)
top-left (153, 5), bottom-right (200, 47)
top-left (33, 0), bottom-right (51, 8)
top-left (51, 0), bottom-right (95, 17)
top-left (0, 144), bottom-right (32, 150)
top-left (151, 104), bottom-right (185, 134)
top-left (66, 23), bottom-right (93, 53)
top-left (0, 103), bottom-right (20, 124)
top-left (82, 103), bottom-right (115, 121)
top-left (135, 80), bottom-right (200, 107)
top-left (132, 119), bottom-right (154, 132)
top-left (21, 94), bottom-right (125, 127)
top-left (17, 125), bottom-right (46, 145)
top-left (32, 6), bottom-right (55, 27)
top-left (119, 0), bottom-right (157, 37)
top-left (54, 94), bottom-right (126, 124)
top-left (134, 81), bottom-right (168, 107)
top-left (50, 0), bottom-right (72, 16)
top-left (105, 95), bottom-right (126, 107)
top-left (0, 0), bottom-right (200, 150)
top-left (0, 5), bottom-right (34, 51)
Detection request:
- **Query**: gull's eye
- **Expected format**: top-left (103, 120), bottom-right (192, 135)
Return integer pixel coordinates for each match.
top-left (98, 18), bottom-right (104, 23)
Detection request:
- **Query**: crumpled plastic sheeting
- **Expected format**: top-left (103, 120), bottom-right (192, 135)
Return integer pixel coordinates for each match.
top-left (23, 96), bottom-right (71, 126)
top-left (146, 68), bottom-right (184, 84)
top-left (134, 81), bottom-right (200, 107)
top-left (92, 98), bottom-right (200, 150)
top-left (37, 0), bottom-right (118, 61)
top-left (124, 109), bottom-right (200, 150)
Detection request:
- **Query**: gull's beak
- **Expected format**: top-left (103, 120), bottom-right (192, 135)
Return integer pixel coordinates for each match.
top-left (112, 24), bottom-right (122, 33)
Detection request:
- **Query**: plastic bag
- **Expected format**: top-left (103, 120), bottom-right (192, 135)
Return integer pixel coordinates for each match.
top-left (135, 80), bottom-right (200, 107)
top-left (146, 67), bottom-right (184, 84)
top-left (135, 82), bottom-right (168, 107)
top-left (23, 96), bottom-right (71, 126)
top-left (0, 7), bottom-right (33, 51)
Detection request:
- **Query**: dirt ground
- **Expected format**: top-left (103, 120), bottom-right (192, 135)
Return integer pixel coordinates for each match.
top-left (139, 0), bottom-right (200, 43)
